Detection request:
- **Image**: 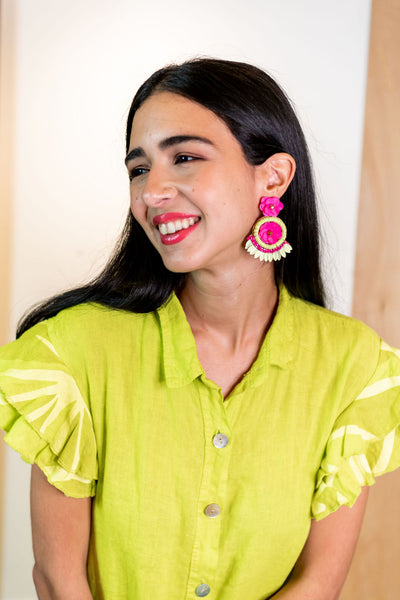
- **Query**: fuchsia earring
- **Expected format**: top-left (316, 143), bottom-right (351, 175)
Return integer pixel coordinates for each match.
top-left (245, 196), bottom-right (292, 262)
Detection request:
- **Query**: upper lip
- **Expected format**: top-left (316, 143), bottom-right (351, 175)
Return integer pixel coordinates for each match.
top-left (152, 212), bottom-right (200, 226)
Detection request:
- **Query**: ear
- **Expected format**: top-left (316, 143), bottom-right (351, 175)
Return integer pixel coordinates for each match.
top-left (255, 153), bottom-right (296, 198)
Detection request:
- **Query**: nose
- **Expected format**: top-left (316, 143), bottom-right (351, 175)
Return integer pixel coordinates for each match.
top-left (142, 167), bottom-right (177, 207)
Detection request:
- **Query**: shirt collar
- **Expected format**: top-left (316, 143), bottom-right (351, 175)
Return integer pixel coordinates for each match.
top-left (247, 284), bottom-right (295, 388)
top-left (157, 293), bottom-right (204, 388)
top-left (156, 285), bottom-right (295, 389)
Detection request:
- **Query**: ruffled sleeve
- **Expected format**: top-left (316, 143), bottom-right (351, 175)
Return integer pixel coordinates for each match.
top-left (312, 340), bottom-right (400, 520)
top-left (0, 320), bottom-right (97, 498)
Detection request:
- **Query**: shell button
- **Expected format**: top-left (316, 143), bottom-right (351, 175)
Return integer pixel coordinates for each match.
top-left (195, 583), bottom-right (211, 597)
top-left (213, 433), bottom-right (229, 449)
top-left (204, 503), bottom-right (221, 518)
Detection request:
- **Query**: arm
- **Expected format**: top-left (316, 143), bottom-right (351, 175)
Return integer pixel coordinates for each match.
top-left (30, 464), bottom-right (93, 600)
top-left (270, 487), bottom-right (369, 600)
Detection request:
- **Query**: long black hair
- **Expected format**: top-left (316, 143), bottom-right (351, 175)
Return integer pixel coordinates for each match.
top-left (17, 58), bottom-right (325, 337)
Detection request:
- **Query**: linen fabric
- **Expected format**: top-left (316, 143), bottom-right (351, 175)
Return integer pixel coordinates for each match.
top-left (1, 287), bottom-right (400, 599)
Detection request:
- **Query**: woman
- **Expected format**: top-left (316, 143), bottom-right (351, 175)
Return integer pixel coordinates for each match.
top-left (1, 58), bottom-right (399, 599)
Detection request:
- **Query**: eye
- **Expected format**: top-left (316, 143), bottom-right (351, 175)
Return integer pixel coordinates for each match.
top-left (174, 154), bottom-right (198, 164)
top-left (128, 166), bottom-right (149, 181)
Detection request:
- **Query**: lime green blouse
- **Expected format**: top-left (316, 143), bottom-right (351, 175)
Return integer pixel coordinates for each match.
top-left (1, 287), bottom-right (400, 599)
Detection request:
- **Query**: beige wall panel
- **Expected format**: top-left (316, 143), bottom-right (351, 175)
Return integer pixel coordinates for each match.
top-left (0, 0), bottom-right (16, 586)
top-left (342, 0), bottom-right (400, 598)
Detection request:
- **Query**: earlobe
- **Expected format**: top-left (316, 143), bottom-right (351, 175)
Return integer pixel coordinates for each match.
top-left (256, 153), bottom-right (296, 198)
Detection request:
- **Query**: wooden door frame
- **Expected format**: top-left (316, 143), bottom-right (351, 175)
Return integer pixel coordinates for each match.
top-left (342, 0), bottom-right (400, 597)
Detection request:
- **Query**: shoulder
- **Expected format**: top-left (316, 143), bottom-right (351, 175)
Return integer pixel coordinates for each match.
top-left (286, 291), bottom-right (382, 385)
top-left (290, 293), bottom-right (380, 349)
top-left (43, 302), bottom-right (160, 364)
top-left (47, 302), bottom-right (157, 341)
top-left (50, 301), bottom-right (151, 327)
top-left (1, 303), bottom-right (160, 373)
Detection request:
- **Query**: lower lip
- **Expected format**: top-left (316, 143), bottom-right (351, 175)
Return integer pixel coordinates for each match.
top-left (159, 221), bottom-right (200, 245)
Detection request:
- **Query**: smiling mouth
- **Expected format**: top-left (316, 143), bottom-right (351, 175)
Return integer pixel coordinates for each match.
top-left (157, 217), bottom-right (200, 235)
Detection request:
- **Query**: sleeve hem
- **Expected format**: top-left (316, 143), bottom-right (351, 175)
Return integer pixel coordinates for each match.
top-left (2, 410), bottom-right (97, 498)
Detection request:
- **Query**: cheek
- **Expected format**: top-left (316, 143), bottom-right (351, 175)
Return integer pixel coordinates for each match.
top-left (129, 192), bottom-right (147, 223)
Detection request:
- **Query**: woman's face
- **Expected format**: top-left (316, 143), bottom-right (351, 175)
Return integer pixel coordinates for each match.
top-left (126, 91), bottom-right (263, 274)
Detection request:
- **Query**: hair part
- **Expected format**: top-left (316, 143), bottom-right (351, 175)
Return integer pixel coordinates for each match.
top-left (17, 57), bottom-right (325, 337)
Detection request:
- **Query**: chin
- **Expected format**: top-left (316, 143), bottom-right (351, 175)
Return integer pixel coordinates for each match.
top-left (160, 255), bottom-right (201, 274)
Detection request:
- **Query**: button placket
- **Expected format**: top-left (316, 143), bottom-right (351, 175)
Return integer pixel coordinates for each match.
top-left (185, 385), bottom-right (233, 599)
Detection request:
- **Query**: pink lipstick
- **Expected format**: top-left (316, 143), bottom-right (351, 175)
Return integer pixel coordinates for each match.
top-left (159, 222), bottom-right (200, 245)
top-left (152, 212), bottom-right (201, 246)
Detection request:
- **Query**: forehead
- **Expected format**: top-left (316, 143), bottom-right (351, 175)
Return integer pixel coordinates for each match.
top-left (129, 91), bottom-right (233, 149)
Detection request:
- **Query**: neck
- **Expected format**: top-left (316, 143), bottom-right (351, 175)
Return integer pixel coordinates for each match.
top-left (178, 261), bottom-right (278, 349)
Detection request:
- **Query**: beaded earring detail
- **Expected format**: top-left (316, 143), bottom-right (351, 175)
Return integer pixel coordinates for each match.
top-left (245, 196), bottom-right (292, 262)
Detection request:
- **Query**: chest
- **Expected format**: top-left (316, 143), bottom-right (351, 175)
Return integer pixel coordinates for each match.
top-left (85, 327), bottom-right (371, 598)
top-left (195, 339), bottom-right (263, 399)
top-left (91, 369), bottom-right (328, 598)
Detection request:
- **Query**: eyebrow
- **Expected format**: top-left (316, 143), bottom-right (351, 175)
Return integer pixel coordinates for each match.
top-left (124, 135), bottom-right (214, 165)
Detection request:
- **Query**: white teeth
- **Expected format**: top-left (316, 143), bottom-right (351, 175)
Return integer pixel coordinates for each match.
top-left (158, 217), bottom-right (199, 235)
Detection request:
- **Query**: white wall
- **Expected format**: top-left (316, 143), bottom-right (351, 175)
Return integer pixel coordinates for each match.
top-left (1, 0), bottom-right (371, 597)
